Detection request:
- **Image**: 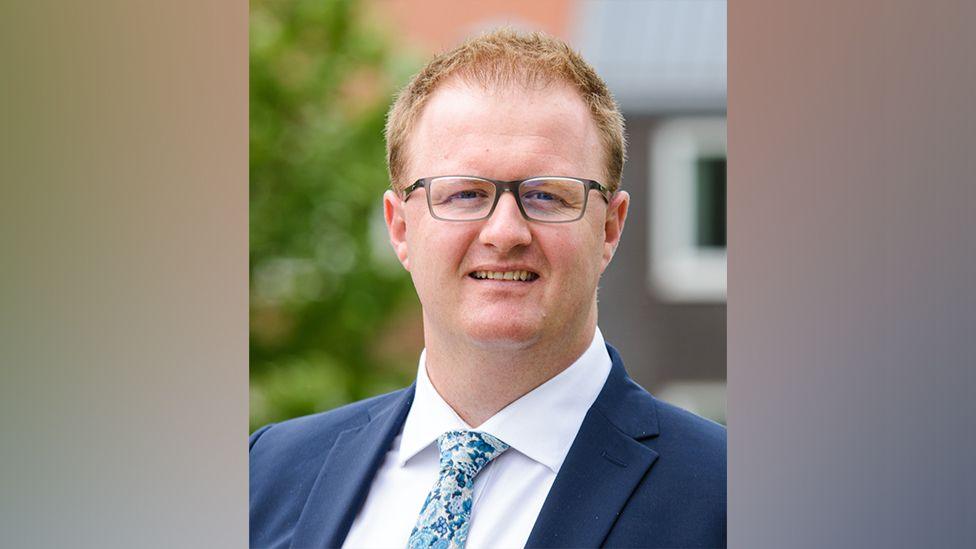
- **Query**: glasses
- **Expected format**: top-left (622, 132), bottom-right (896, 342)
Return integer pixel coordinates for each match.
top-left (402, 176), bottom-right (611, 223)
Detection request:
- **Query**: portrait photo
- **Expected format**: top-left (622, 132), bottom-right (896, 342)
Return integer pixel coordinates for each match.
top-left (249, 1), bottom-right (727, 547)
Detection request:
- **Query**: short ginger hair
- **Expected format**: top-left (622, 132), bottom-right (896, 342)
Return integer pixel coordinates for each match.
top-left (385, 29), bottom-right (626, 192)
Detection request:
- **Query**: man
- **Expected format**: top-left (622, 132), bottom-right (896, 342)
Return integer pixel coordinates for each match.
top-left (250, 30), bottom-right (726, 549)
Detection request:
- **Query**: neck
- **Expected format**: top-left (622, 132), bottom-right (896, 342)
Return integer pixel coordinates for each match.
top-left (422, 315), bottom-right (597, 427)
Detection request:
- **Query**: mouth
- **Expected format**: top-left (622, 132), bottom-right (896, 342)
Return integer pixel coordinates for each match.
top-left (468, 269), bottom-right (540, 282)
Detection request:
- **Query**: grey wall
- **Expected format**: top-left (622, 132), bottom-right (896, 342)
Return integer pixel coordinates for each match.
top-left (599, 116), bottom-right (727, 391)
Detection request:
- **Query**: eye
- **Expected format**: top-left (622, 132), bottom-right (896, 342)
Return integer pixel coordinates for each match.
top-left (449, 190), bottom-right (484, 200)
top-left (523, 191), bottom-right (557, 201)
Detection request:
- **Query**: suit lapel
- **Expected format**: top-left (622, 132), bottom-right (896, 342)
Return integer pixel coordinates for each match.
top-left (526, 345), bottom-right (661, 548)
top-left (289, 387), bottom-right (415, 549)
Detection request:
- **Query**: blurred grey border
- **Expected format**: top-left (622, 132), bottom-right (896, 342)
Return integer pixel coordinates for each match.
top-left (730, 1), bottom-right (976, 547)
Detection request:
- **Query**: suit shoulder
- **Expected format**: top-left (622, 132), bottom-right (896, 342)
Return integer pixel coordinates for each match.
top-left (249, 387), bottom-right (412, 456)
top-left (649, 397), bottom-right (726, 476)
top-left (653, 397), bottom-right (726, 446)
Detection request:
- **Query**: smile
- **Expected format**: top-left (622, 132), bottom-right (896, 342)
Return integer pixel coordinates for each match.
top-left (469, 270), bottom-right (539, 282)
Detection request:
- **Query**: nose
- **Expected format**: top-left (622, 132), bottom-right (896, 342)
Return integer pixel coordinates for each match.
top-left (478, 191), bottom-right (532, 252)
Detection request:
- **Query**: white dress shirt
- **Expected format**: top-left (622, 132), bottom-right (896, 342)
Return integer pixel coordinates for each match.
top-left (342, 328), bottom-right (613, 549)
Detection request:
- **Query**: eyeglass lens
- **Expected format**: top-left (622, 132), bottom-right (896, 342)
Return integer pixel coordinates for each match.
top-left (427, 177), bottom-right (587, 221)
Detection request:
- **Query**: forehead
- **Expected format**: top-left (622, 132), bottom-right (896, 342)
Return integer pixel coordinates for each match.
top-left (405, 78), bottom-right (604, 181)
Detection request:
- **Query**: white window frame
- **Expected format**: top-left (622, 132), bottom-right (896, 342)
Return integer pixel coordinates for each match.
top-left (648, 116), bottom-right (727, 303)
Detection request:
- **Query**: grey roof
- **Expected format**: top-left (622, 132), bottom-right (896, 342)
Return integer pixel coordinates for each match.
top-left (574, 0), bottom-right (727, 113)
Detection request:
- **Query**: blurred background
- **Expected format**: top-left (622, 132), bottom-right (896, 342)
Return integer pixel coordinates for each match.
top-left (250, 0), bottom-right (727, 430)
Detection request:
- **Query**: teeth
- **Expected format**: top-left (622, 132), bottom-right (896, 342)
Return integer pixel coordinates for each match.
top-left (472, 270), bottom-right (536, 281)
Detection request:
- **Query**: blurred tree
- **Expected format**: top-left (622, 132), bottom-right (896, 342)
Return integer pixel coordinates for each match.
top-left (250, 0), bottom-right (421, 430)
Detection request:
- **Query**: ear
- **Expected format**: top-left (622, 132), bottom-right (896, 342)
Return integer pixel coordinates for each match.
top-left (384, 189), bottom-right (411, 271)
top-left (601, 190), bottom-right (630, 272)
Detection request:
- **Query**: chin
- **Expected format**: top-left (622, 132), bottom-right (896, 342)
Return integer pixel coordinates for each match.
top-left (460, 319), bottom-right (542, 350)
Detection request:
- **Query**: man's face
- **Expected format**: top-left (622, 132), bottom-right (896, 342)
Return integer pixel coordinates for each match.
top-left (384, 79), bottom-right (629, 350)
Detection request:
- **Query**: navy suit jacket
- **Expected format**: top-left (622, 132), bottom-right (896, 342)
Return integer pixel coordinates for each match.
top-left (250, 345), bottom-right (726, 548)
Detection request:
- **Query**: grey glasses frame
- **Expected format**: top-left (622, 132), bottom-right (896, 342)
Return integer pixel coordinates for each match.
top-left (401, 176), bottom-right (612, 223)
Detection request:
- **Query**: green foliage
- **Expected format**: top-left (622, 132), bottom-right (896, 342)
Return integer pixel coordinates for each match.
top-left (250, 0), bottom-right (421, 431)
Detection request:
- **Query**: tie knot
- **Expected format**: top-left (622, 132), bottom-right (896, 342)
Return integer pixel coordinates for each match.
top-left (436, 430), bottom-right (509, 478)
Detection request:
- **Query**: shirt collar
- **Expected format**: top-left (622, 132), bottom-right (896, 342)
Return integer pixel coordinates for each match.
top-left (396, 328), bottom-right (613, 473)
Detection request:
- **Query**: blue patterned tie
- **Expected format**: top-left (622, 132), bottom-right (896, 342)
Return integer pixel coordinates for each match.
top-left (407, 430), bottom-right (510, 549)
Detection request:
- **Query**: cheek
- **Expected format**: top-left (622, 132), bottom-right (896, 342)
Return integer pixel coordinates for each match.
top-left (407, 222), bottom-right (475, 276)
top-left (545, 232), bottom-right (604, 283)
top-left (585, 233), bottom-right (610, 281)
